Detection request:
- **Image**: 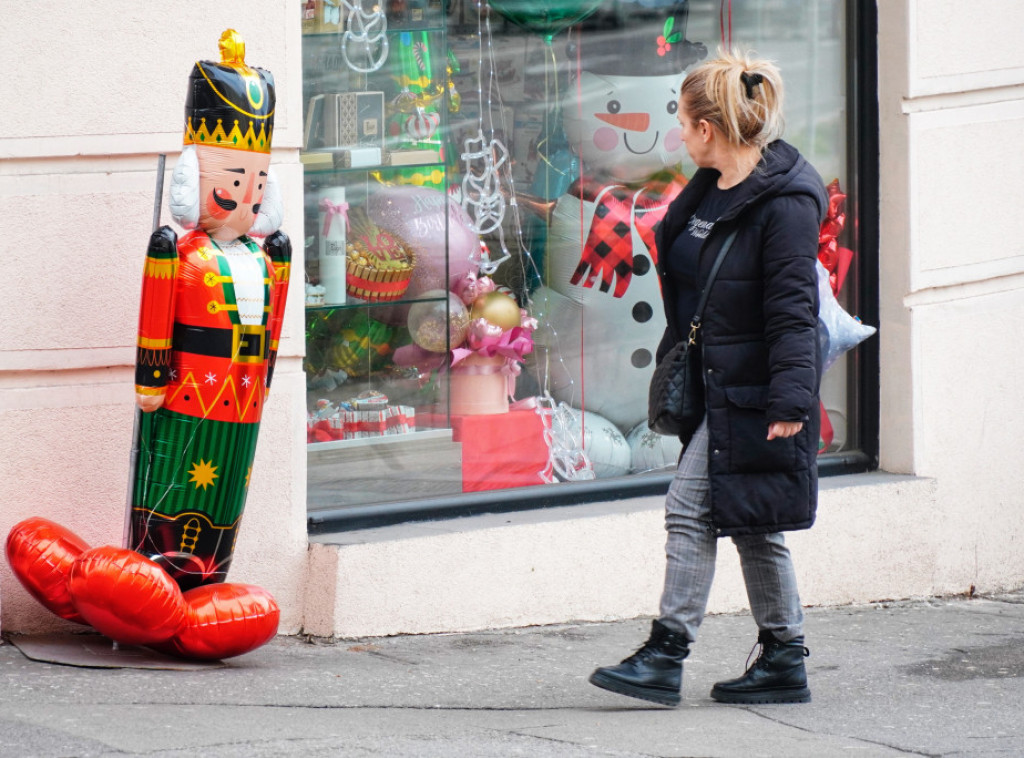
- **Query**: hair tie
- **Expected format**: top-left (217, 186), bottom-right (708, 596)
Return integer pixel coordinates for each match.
top-left (740, 71), bottom-right (764, 99)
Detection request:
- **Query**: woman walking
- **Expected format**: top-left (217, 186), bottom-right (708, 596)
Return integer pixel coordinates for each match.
top-left (589, 51), bottom-right (827, 707)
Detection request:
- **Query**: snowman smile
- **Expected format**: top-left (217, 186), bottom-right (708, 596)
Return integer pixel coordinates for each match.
top-left (623, 132), bottom-right (659, 155)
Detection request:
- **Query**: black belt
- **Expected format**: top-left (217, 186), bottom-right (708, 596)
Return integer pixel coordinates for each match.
top-left (173, 322), bottom-right (267, 363)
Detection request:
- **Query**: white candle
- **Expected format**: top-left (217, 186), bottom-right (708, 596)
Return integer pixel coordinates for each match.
top-left (317, 187), bottom-right (348, 305)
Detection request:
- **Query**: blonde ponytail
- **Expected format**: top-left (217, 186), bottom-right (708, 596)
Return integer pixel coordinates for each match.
top-left (679, 49), bottom-right (784, 148)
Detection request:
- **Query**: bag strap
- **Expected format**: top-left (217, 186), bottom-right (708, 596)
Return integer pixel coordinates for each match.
top-left (687, 228), bottom-right (739, 345)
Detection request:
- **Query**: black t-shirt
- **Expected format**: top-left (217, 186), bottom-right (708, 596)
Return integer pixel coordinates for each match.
top-left (665, 183), bottom-right (739, 335)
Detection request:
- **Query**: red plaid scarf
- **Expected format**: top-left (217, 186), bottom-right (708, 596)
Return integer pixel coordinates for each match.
top-left (568, 171), bottom-right (686, 298)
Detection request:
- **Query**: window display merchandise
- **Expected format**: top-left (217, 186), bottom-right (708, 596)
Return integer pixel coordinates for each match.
top-left (302, 0), bottom-right (873, 512)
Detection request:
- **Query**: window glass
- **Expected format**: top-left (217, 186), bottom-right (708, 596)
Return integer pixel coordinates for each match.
top-left (301, 0), bottom-right (867, 514)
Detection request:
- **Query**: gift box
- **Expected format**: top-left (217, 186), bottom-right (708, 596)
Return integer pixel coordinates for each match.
top-left (450, 355), bottom-right (512, 415)
top-left (322, 92), bottom-right (386, 151)
top-left (332, 405), bottom-right (415, 439)
top-left (309, 404), bottom-right (415, 442)
top-left (419, 407), bottom-right (552, 492)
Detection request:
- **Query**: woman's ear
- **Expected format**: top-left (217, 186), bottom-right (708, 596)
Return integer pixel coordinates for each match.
top-left (169, 146), bottom-right (200, 230)
top-left (248, 166), bottom-right (283, 238)
top-left (698, 119), bottom-right (713, 143)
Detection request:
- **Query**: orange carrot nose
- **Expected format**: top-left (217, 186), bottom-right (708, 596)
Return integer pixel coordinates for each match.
top-left (595, 111), bottom-right (651, 132)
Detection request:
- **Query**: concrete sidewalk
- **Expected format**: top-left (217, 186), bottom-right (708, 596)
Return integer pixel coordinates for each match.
top-left (2, 590), bottom-right (1023, 758)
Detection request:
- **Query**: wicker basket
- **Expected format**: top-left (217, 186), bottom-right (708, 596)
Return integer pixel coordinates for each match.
top-left (344, 207), bottom-right (415, 302)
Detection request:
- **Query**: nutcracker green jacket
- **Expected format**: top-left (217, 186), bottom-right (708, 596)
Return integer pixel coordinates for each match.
top-left (654, 140), bottom-right (828, 537)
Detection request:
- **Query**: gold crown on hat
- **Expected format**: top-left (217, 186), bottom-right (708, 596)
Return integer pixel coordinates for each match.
top-left (183, 29), bottom-right (276, 153)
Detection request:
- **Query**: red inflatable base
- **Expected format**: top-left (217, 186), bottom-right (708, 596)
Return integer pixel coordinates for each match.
top-left (5, 517), bottom-right (279, 660)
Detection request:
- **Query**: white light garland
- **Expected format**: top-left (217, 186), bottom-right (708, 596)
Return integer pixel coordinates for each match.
top-left (460, 129), bottom-right (509, 238)
top-left (538, 396), bottom-right (596, 482)
top-left (340, 0), bottom-right (389, 73)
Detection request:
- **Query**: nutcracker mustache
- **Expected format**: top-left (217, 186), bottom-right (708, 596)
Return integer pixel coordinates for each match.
top-left (213, 190), bottom-right (238, 211)
top-left (209, 193), bottom-right (261, 216)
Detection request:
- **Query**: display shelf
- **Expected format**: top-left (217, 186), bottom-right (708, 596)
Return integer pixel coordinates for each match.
top-left (305, 292), bottom-right (447, 314)
top-left (307, 427), bottom-right (451, 453)
top-left (300, 154), bottom-right (444, 176)
top-left (301, 3), bottom-right (453, 509)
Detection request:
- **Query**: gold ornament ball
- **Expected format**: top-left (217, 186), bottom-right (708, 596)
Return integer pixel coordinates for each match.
top-left (470, 291), bottom-right (521, 331)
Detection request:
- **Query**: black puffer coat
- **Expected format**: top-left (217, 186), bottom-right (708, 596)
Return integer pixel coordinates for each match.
top-left (654, 140), bottom-right (828, 537)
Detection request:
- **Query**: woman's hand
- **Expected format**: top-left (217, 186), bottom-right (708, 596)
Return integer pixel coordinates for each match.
top-left (767, 421), bottom-right (803, 440)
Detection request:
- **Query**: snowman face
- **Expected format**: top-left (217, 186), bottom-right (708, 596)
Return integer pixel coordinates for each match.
top-left (562, 71), bottom-right (686, 183)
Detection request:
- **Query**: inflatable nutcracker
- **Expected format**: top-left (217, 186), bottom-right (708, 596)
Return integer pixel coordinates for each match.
top-left (130, 28), bottom-right (291, 589)
top-left (532, 8), bottom-right (706, 433)
top-left (6, 30), bottom-right (288, 660)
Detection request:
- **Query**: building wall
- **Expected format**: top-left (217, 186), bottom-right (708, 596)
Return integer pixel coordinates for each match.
top-left (877, 0), bottom-right (1024, 591)
top-left (2, 1), bottom-right (1024, 639)
top-left (0, 3), bottom-right (309, 633)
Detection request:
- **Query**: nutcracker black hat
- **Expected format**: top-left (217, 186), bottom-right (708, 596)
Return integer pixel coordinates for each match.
top-left (183, 29), bottom-right (276, 153)
top-left (568, 1), bottom-right (707, 76)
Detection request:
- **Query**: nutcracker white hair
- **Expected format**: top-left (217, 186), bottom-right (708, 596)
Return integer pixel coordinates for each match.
top-left (168, 145), bottom-right (284, 237)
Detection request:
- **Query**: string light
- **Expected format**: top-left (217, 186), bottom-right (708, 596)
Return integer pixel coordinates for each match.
top-left (340, 0), bottom-right (389, 73)
top-left (456, 3), bottom-right (594, 479)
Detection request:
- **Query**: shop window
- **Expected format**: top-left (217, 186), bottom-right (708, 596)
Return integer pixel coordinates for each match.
top-left (300, 0), bottom-right (878, 530)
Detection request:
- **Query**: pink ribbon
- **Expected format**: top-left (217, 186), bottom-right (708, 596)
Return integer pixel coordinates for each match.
top-left (451, 271), bottom-right (497, 305)
top-left (452, 321), bottom-right (534, 364)
top-left (451, 322), bottom-right (535, 401)
top-left (319, 198), bottom-right (350, 237)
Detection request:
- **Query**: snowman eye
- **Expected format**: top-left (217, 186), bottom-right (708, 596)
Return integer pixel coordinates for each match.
top-left (606, 100), bottom-right (621, 114)
top-left (667, 100), bottom-right (678, 115)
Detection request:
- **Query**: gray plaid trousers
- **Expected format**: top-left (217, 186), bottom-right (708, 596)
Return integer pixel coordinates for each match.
top-left (658, 418), bottom-right (804, 643)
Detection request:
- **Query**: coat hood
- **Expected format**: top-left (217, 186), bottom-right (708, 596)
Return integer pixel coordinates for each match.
top-left (721, 139), bottom-right (828, 223)
top-left (660, 141), bottom-right (828, 244)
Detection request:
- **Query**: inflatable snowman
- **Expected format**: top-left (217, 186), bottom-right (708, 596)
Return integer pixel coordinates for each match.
top-left (531, 13), bottom-right (705, 432)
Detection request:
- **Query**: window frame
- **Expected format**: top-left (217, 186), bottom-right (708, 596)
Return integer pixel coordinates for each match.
top-left (308, 0), bottom-right (880, 535)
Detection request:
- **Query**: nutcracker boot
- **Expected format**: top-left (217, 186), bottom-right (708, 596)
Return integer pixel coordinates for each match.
top-left (589, 619), bottom-right (690, 706)
top-left (710, 630), bottom-right (811, 704)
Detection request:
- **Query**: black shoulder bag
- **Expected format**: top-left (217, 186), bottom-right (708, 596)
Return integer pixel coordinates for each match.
top-left (648, 229), bottom-right (738, 437)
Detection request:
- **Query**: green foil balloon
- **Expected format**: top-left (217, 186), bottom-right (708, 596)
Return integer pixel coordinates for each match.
top-left (488, 0), bottom-right (603, 39)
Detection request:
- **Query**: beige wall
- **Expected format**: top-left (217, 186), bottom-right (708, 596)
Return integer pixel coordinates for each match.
top-left (877, 0), bottom-right (1024, 587)
top-left (0, 3), bottom-right (309, 633)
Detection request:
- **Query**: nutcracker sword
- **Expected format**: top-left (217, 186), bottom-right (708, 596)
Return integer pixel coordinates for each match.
top-left (122, 154), bottom-right (167, 549)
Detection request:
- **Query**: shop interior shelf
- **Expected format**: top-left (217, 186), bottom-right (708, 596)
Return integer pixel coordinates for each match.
top-left (304, 292), bottom-right (448, 314)
top-left (299, 156), bottom-right (445, 176)
top-left (306, 426), bottom-right (452, 453)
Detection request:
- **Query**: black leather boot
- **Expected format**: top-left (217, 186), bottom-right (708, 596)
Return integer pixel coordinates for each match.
top-left (711, 630), bottom-right (811, 704)
top-left (589, 619), bottom-right (690, 706)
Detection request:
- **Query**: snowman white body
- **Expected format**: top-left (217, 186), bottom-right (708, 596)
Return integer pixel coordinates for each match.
top-left (533, 71), bottom-right (689, 433)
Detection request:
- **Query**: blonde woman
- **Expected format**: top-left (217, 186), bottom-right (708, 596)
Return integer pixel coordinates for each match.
top-left (590, 52), bottom-right (827, 707)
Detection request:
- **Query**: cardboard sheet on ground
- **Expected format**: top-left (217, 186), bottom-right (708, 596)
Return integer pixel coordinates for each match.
top-left (8, 633), bottom-right (226, 670)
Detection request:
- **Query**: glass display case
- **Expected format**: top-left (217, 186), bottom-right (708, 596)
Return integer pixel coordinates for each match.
top-left (301, 2), bottom-right (466, 508)
top-left (301, 0), bottom-right (872, 518)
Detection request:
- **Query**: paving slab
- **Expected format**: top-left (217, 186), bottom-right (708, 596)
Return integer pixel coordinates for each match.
top-left (1, 591), bottom-right (1022, 757)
